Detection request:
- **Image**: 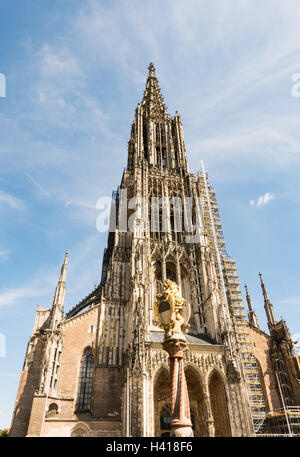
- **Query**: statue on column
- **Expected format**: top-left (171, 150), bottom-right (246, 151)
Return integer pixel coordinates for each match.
top-left (154, 280), bottom-right (194, 437)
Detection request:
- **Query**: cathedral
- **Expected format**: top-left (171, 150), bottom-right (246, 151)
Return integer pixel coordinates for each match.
top-left (10, 63), bottom-right (300, 437)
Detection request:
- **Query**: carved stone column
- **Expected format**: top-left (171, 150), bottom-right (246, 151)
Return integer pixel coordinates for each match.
top-left (203, 388), bottom-right (215, 437)
top-left (163, 338), bottom-right (194, 437)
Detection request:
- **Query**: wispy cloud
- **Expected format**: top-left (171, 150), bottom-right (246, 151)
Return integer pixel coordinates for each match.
top-left (250, 192), bottom-right (274, 208)
top-left (0, 287), bottom-right (47, 307)
top-left (39, 44), bottom-right (82, 79)
top-left (280, 297), bottom-right (300, 306)
top-left (33, 42), bottom-right (109, 134)
top-left (0, 261), bottom-right (64, 308)
top-left (0, 233), bottom-right (101, 310)
top-left (25, 172), bottom-right (51, 198)
top-left (0, 191), bottom-right (23, 211)
top-left (0, 249), bottom-right (11, 262)
top-left (0, 373), bottom-right (18, 378)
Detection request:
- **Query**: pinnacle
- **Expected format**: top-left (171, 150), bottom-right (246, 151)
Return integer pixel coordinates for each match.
top-left (141, 63), bottom-right (168, 119)
top-left (148, 62), bottom-right (156, 76)
top-left (259, 272), bottom-right (271, 304)
top-left (245, 284), bottom-right (253, 311)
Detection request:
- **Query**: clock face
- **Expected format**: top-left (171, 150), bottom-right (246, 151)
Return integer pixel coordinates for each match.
top-left (158, 300), bottom-right (172, 325)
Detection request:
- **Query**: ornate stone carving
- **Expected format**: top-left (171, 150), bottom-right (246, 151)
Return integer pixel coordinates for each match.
top-left (154, 280), bottom-right (191, 339)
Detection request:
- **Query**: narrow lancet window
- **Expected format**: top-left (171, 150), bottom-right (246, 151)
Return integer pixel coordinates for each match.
top-left (76, 348), bottom-right (94, 412)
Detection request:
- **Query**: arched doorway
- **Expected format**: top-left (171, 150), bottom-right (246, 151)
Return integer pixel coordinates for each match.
top-left (154, 367), bottom-right (172, 437)
top-left (185, 366), bottom-right (207, 437)
top-left (208, 370), bottom-right (231, 436)
top-left (153, 365), bottom-right (207, 437)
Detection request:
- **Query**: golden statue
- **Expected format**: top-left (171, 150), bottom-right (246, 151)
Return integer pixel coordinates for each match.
top-left (154, 279), bottom-right (190, 340)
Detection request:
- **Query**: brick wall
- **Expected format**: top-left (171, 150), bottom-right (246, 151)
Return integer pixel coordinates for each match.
top-left (249, 326), bottom-right (281, 411)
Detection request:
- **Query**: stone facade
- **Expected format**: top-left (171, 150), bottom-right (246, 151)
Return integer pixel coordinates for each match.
top-left (9, 63), bottom-right (300, 437)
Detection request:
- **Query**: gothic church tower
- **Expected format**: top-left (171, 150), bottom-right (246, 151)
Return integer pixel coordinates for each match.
top-left (10, 64), bottom-right (300, 437)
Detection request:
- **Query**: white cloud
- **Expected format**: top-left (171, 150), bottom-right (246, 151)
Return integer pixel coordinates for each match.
top-left (0, 191), bottom-right (23, 211)
top-left (250, 192), bottom-right (274, 208)
top-left (0, 287), bottom-right (46, 307)
top-left (189, 122), bottom-right (300, 172)
top-left (0, 249), bottom-right (10, 261)
top-left (22, 38), bottom-right (110, 139)
top-left (39, 44), bottom-right (82, 79)
top-left (257, 192), bottom-right (274, 207)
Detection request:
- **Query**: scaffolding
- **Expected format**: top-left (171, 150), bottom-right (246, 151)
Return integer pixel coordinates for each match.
top-left (198, 166), bottom-right (267, 433)
top-left (197, 166), bottom-right (300, 436)
top-left (253, 407), bottom-right (300, 436)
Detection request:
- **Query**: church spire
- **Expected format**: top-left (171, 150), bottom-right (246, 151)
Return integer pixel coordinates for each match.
top-left (127, 63), bottom-right (188, 172)
top-left (245, 284), bottom-right (260, 328)
top-left (50, 252), bottom-right (68, 329)
top-left (259, 272), bottom-right (276, 327)
top-left (141, 62), bottom-right (168, 119)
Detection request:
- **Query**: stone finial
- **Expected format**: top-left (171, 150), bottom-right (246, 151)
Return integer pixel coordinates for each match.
top-left (148, 62), bottom-right (156, 76)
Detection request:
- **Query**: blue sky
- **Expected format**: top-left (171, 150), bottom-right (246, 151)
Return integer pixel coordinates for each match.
top-left (1, 0), bottom-right (300, 429)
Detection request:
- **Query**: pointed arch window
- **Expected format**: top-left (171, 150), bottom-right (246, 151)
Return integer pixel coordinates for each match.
top-left (76, 348), bottom-right (94, 412)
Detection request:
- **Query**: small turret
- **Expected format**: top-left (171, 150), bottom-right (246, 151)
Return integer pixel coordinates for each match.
top-left (245, 284), bottom-right (260, 328)
top-left (49, 252), bottom-right (68, 329)
top-left (259, 272), bottom-right (276, 328)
